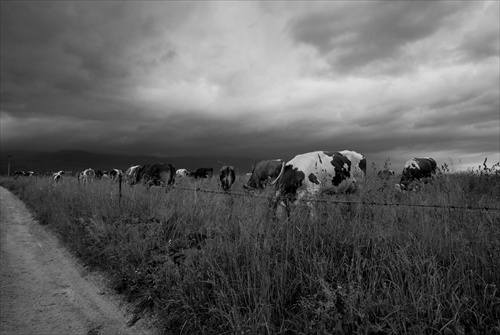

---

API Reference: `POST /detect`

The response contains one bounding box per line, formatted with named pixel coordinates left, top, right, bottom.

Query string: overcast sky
left=1, top=1, right=499, bottom=171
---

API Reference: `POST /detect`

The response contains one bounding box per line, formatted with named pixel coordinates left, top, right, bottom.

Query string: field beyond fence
left=1, top=167, right=499, bottom=335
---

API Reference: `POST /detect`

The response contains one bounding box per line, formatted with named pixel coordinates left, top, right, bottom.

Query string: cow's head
left=245, top=164, right=259, bottom=189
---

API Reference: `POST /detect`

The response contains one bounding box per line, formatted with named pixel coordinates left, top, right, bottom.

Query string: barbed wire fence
left=116, top=176, right=500, bottom=216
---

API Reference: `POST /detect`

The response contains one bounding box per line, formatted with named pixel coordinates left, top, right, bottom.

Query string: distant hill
left=0, top=150, right=260, bottom=176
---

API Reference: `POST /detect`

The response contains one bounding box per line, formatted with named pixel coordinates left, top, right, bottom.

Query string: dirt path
left=0, top=187, right=157, bottom=335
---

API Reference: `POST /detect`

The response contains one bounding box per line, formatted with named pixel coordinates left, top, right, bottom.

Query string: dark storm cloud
left=1, top=1, right=498, bottom=172
left=0, top=1, right=191, bottom=118
left=287, top=2, right=471, bottom=74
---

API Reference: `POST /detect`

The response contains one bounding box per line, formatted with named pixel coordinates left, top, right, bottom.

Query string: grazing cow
left=94, top=169, right=104, bottom=179
left=397, top=157, right=437, bottom=190
left=378, top=169, right=395, bottom=179
left=176, top=169, right=190, bottom=178
left=272, top=150, right=366, bottom=215
left=79, top=168, right=96, bottom=184
left=108, top=169, right=124, bottom=182
left=219, top=166, right=236, bottom=191
left=13, top=170, right=33, bottom=178
left=191, top=167, right=214, bottom=179
left=53, top=171, right=65, bottom=183
left=132, top=163, right=176, bottom=187
left=124, top=165, right=142, bottom=185
left=244, top=159, right=284, bottom=190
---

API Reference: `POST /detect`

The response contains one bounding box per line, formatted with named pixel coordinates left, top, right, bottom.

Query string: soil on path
left=0, top=186, right=157, bottom=335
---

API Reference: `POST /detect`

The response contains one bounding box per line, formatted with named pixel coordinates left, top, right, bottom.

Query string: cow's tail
left=270, top=160, right=285, bottom=186
left=251, top=159, right=256, bottom=174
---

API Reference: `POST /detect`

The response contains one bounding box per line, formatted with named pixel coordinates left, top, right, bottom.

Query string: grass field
left=1, top=164, right=499, bottom=335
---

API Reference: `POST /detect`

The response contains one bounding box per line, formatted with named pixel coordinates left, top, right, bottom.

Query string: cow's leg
left=270, top=190, right=284, bottom=221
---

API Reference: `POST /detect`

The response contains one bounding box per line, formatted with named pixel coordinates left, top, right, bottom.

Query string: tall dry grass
left=1, top=164, right=499, bottom=335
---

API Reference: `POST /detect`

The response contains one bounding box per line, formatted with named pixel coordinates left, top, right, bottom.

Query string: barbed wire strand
left=118, top=184, right=500, bottom=214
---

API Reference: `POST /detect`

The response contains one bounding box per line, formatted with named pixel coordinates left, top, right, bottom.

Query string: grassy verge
left=1, top=168, right=499, bottom=334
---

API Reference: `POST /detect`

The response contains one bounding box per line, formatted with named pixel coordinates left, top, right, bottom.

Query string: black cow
left=244, top=159, right=284, bottom=190
left=109, top=169, right=124, bottom=182
left=397, top=157, right=437, bottom=190
left=191, top=167, right=213, bottom=179
left=95, top=169, right=104, bottom=179
left=132, top=163, right=176, bottom=187
left=378, top=169, right=395, bottom=179
left=219, top=166, right=236, bottom=191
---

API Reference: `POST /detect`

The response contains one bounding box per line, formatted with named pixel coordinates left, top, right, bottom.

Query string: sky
left=1, top=1, right=499, bottom=172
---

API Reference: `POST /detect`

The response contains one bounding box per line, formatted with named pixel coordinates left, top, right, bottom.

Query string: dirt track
left=0, top=187, right=157, bottom=335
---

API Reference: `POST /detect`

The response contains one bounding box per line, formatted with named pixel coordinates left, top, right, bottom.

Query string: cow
left=131, top=163, right=176, bottom=187
left=53, top=171, right=65, bottom=183
left=176, top=169, right=190, bottom=178
left=95, top=169, right=104, bottom=179
left=108, top=169, right=124, bottom=183
left=378, top=169, right=395, bottom=179
left=191, top=167, right=213, bottom=179
left=124, top=165, right=142, bottom=185
left=79, top=168, right=96, bottom=184
left=272, top=150, right=366, bottom=216
left=13, top=170, right=33, bottom=178
left=244, top=159, right=284, bottom=190
left=219, top=166, right=236, bottom=191
left=397, top=157, right=437, bottom=191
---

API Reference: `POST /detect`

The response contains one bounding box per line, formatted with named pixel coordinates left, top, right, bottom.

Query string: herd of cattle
left=12, top=150, right=438, bottom=206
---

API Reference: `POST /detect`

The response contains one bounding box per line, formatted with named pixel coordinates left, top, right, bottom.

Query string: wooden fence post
left=118, top=174, right=122, bottom=206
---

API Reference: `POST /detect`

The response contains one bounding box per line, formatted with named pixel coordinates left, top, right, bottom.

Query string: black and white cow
left=176, top=169, right=190, bottom=178
left=78, top=168, right=96, bottom=184
left=13, top=170, right=33, bottom=178
left=53, top=171, right=65, bottom=183
left=397, top=157, right=437, bottom=190
left=124, top=165, right=141, bottom=185
left=378, top=169, right=395, bottom=179
left=132, top=163, right=176, bottom=187
left=244, top=159, right=284, bottom=190
left=219, top=165, right=236, bottom=191
left=272, top=150, right=366, bottom=213
left=191, top=167, right=214, bottom=179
